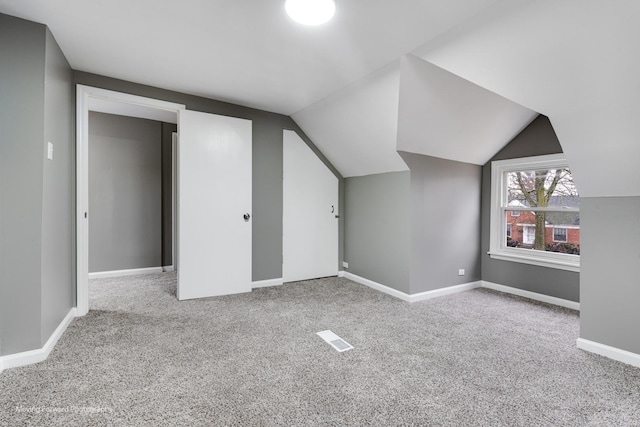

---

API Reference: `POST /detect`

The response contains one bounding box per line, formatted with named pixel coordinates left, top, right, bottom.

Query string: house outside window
left=490, top=154, right=580, bottom=272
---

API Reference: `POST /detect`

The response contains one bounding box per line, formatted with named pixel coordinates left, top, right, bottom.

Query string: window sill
left=488, top=250, right=580, bottom=273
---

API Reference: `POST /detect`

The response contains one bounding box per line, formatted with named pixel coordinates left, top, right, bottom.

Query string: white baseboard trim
left=577, top=338, right=640, bottom=368
left=252, top=278, right=284, bottom=289
left=410, top=281, right=483, bottom=303
left=481, top=281, right=580, bottom=311
left=342, top=272, right=481, bottom=303
left=341, top=273, right=579, bottom=310
left=88, top=267, right=164, bottom=279
left=162, top=265, right=174, bottom=272
left=343, top=272, right=412, bottom=301
left=0, top=308, right=76, bottom=373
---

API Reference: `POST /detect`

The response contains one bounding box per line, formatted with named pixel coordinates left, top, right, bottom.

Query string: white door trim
left=172, top=131, right=178, bottom=271
left=75, top=85, right=185, bottom=316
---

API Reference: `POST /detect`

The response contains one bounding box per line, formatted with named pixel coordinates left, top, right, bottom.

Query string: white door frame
left=75, top=85, right=185, bottom=316
left=171, top=132, right=178, bottom=271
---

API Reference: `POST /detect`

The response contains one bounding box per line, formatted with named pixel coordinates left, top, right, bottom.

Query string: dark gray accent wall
left=161, top=123, right=177, bottom=267
left=252, top=115, right=285, bottom=280
left=344, top=172, right=411, bottom=293
left=88, top=112, right=162, bottom=272
left=401, top=152, right=482, bottom=293
left=0, top=14, right=74, bottom=355
left=75, top=72, right=344, bottom=281
left=481, top=115, right=580, bottom=302
left=580, top=196, right=640, bottom=354
left=41, top=28, right=75, bottom=344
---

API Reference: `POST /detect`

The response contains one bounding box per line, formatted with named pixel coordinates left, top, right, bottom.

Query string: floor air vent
left=317, top=330, right=353, bottom=352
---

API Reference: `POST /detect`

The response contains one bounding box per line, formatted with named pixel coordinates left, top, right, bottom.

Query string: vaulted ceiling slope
left=396, top=55, right=536, bottom=166
left=413, top=0, right=640, bottom=197
left=291, top=61, right=407, bottom=178
left=291, top=55, right=537, bottom=177
left=0, top=0, right=498, bottom=115
left=2, top=1, right=639, bottom=195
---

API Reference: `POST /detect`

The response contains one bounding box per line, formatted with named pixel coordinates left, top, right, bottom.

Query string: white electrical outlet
left=458, top=269, right=465, bottom=276
left=342, top=261, right=349, bottom=269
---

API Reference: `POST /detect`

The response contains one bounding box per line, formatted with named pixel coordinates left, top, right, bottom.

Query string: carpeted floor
left=1, top=273, right=639, bottom=426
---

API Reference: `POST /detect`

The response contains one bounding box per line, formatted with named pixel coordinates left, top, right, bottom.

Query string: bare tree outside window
left=507, top=168, right=579, bottom=251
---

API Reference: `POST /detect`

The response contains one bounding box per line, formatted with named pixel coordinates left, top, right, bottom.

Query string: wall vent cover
left=317, top=330, right=353, bottom=352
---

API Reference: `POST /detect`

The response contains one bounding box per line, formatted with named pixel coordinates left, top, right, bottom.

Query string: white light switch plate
left=47, top=142, right=54, bottom=160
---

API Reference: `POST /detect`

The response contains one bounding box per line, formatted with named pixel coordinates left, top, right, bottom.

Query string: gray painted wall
left=580, top=196, right=640, bottom=354
left=252, top=116, right=285, bottom=281
left=89, top=112, right=162, bottom=272
left=401, top=152, right=482, bottom=294
left=480, top=115, right=580, bottom=302
left=0, top=14, right=46, bottom=355
left=0, top=14, right=74, bottom=355
left=75, top=72, right=344, bottom=282
left=41, top=28, right=75, bottom=344
left=161, top=123, right=177, bottom=267
left=344, top=172, right=411, bottom=293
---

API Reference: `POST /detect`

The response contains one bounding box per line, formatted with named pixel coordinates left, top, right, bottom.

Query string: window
left=553, top=227, right=567, bottom=243
left=490, top=154, right=580, bottom=272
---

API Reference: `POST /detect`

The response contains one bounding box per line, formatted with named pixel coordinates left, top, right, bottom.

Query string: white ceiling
left=2, top=0, right=639, bottom=194
left=0, top=0, right=497, bottom=115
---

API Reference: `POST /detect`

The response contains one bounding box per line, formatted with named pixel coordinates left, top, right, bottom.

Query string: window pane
left=504, top=211, right=580, bottom=254
left=507, top=168, right=579, bottom=209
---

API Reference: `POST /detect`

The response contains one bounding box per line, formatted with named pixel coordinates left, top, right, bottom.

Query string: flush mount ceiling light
left=285, top=0, right=336, bottom=26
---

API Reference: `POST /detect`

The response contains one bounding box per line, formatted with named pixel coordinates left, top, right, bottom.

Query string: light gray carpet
left=1, top=274, right=639, bottom=426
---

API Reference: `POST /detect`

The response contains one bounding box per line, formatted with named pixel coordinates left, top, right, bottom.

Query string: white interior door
left=177, top=110, right=252, bottom=300
left=283, top=130, right=338, bottom=282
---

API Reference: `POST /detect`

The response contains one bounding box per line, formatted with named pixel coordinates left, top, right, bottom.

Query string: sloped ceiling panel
left=412, top=0, right=640, bottom=197
left=550, top=99, right=640, bottom=198
left=0, top=0, right=500, bottom=115
left=397, top=55, right=537, bottom=165
left=291, top=61, right=408, bottom=178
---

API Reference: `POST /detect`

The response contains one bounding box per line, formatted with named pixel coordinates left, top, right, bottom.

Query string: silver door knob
left=243, top=213, right=251, bottom=221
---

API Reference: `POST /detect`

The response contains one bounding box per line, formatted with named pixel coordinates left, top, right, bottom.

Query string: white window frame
left=489, top=154, right=580, bottom=272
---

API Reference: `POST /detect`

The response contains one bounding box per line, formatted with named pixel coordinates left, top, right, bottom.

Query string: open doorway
left=76, top=85, right=185, bottom=315
left=87, top=112, right=173, bottom=277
